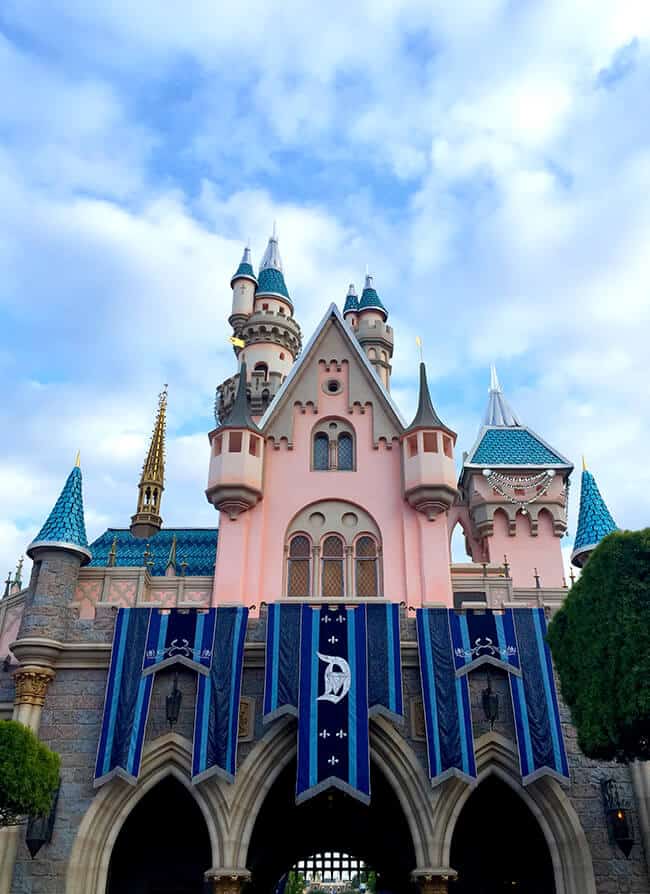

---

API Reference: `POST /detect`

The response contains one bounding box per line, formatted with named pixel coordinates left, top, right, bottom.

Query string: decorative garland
left=482, top=468, right=556, bottom=514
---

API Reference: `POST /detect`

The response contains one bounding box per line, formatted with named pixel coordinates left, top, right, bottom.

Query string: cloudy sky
left=1, top=0, right=649, bottom=580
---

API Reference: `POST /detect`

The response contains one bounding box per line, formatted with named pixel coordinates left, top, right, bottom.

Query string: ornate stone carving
left=205, top=869, right=251, bottom=894
left=411, top=872, right=453, bottom=894
left=13, top=666, right=55, bottom=706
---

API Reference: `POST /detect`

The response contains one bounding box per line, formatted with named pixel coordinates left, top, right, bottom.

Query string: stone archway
left=433, top=733, right=597, bottom=894
left=65, top=734, right=227, bottom=894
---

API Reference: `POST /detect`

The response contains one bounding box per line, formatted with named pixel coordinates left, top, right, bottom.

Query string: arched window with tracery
left=355, top=535, right=379, bottom=597
left=321, top=535, right=345, bottom=598
left=312, top=419, right=355, bottom=471
left=287, top=535, right=312, bottom=597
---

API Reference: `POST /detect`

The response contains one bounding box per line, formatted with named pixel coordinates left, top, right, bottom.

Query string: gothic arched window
left=337, top=433, right=353, bottom=471
left=287, top=535, right=312, bottom=597
left=313, top=433, right=330, bottom=470
left=321, top=535, right=345, bottom=598
left=355, top=535, right=379, bottom=597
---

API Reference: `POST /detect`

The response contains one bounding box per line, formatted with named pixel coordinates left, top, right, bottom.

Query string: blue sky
left=1, top=1, right=649, bottom=579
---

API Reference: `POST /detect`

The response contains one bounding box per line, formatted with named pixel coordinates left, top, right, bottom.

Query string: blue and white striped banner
left=263, top=603, right=301, bottom=723
left=416, top=608, right=477, bottom=786
left=509, top=608, right=569, bottom=784
left=192, top=605, right=248, bottom=783
left=367, top=602, right=403, bottom=724
left=297, top=604, right=370, bottom=804
left=449, top=608, right=520, bottom=676
left=95, top=607, right=248, bottom=788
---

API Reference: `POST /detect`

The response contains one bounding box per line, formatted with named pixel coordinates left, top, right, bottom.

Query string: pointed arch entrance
left=245, top=758, right=416, bottom=894
left=107, top=776, right=211, bottom=894
left=450, top=775, right=554, bottom=892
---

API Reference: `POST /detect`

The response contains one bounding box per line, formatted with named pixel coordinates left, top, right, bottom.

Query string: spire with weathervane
left=131, top=386, right=168, bottom=540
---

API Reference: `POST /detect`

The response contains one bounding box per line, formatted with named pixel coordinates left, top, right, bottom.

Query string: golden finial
left=582, top=455, right=587, bottom=471
left=108, top=536, right=118, bottom=567
left=75, top=450, right=81, bottom=468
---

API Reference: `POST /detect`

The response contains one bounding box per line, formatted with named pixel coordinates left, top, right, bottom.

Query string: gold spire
left=130, top=386, right=168, bottom=540
left=74, top=450, right=81, bottom=468
left=582, top=454, right=587, bottom=471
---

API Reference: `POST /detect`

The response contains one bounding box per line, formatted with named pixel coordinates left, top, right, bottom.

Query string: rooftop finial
left=130, top=385, right=168, bottom=539
left=14, top=557, right=23, bottom=589
left=489, top=364, right=501, bottom=393
left=582, top=455, right=587, bottom=471
left=74, top=450, right=81, bottom=468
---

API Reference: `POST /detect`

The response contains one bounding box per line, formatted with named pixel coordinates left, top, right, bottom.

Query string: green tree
left=285, top=871, right=306, bottom=894
left=547, top=529, right=650, bottom=761
left=0, top=721, right=60, bottom=826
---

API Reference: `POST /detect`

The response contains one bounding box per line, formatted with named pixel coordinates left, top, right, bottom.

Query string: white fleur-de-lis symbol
left=328, top=635, right=338, bottom=645
left=336, top=729, right=347, bottom=739
left=336, top=615, right=346, bottom=624
left=328, top=755, right=339, bottom=766
left=322, top=615, right=331, bottom=624
left=319, top=729, right=330, bottom=739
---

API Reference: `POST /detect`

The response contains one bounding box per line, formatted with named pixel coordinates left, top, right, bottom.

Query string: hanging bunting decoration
left=366, top=602, right=403, bottom=724
left=297, top=604, right=370, bottom=804
left=482, top=468, right=556, bottom=514
left=416, top=607, right=477, bottom=785
left=263, top=602, right=301, bottom=723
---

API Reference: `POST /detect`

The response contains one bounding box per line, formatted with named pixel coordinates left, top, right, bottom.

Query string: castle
left=0, top=230, right=646, bottom=894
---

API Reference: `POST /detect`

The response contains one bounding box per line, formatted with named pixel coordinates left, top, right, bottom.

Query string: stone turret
left=571, top=459, right=617, bottom=568
left=355, top=274, right=393, bottom=389
left=207, top=363, right=264, bottom=519
left=131, top=386, right=167, bottom=539
left=229, top=245, right=257, bottom=332
left=402, top=363, right=458, bottom=519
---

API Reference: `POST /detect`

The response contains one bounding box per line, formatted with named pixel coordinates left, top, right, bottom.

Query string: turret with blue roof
left=343, top=283, right=359, bottom=317
left=358, top=273, right=388, bottom=321
left=571, top=459, right=618, bottom=568
left=255, top=226, right=292, bottom=308
left=230, top=245, right=258, bottom=289
left=27, top=453, right=91, bottom=565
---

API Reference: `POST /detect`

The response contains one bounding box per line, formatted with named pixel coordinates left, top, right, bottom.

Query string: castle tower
left=355, top=274, right=393, bottom=389
left=207, top=362, right=264, bottom=520
left=342, top=283, right=359, bottom=329
left=571, top=458, right=618, bottom=568
left=229, top=245, right=257, bottom=333
left=21, top=455, right=91, bottom=642
left=130, top=386, right=167, bottom=539
left=460, top=367, right=572, bottom=588
left=218, top=229, right=302, bottom=421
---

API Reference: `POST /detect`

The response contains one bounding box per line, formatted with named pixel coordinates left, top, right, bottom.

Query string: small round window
left=324, top=379, right=342, bottom=395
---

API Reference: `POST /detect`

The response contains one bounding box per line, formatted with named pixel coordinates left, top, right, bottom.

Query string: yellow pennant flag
left=229, top=335, right=246, bottom=348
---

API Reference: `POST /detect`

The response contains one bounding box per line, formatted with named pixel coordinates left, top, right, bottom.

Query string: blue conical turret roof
left=571, top=461, right=618, bottom=567
left=343, top=284, right=359, bottom=315
left=358, top=274, right=387, bottom=320
left=27, top=460, right=91, bottom=564
left=230, top=246, right=257, bottom=288
left=256, top=229, right=292, bottom=306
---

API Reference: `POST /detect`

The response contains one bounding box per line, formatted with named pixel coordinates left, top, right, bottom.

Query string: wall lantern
left=601, top=779, right=634, bottom=858
left=166, top=672, right=182, bottom=729
left=481, top=669, right=499, bottom=729
left=25, top=783, right=60, bottom=859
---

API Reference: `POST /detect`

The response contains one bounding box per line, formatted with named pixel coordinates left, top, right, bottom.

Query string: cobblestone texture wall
left=7, top=611, right=650, bottom=894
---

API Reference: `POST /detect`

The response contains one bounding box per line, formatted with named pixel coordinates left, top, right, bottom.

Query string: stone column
left=630, top=761, right=650, bottom=877
left=411, top=869, right=456, bottom=894
left=204, top=868, right=251, bottom=894
left=0, top=665, right=56, bottom=894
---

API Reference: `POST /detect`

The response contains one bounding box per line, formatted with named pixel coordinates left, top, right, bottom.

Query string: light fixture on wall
left=601, top=779, right=634, bottom=858
left=166, top=672, right=182, bottom=729
left=25, top=783, right=60, bottom=858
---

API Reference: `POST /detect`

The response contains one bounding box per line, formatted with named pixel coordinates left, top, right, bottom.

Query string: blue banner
left=416, top=608, right=477, bottom=786
left=297, top=605, right=370, bottom=804
left=263, top=603, right=301, bottom=722
left=509, top=608, right=569, bottom=784
left=96, top=607, right=248, bottom=788
left=192, top=605, right=248, bottom=783
left=449, top=608, right=520, bottom=676
left=367, top=602, right=403, bottom=724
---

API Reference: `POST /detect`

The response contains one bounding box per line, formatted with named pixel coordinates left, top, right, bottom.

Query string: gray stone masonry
left=7, top=609, right=650, bottom=894
left=17, top=551, right=82, bottom=643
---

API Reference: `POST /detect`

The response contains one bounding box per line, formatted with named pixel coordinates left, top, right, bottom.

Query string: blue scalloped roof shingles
left=33, top=466, right=89, bottom=549
left=234, top=262, right=255, bottom=279
left=89, top=528, right=218, bottom=576
left=574, top=470, right=617, bottom=551
left=472, top=428, right=564, bottom=466
left=256, top=267, right=290, bottom=299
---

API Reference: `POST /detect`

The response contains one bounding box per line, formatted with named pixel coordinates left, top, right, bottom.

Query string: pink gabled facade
left=207, top=233, right=574, bottom=613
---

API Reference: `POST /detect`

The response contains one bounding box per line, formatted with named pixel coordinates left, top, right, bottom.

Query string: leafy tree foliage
left=547, top=529, right=650, bottom=761
left=0, top=721, right=60, bottom=826
left=286, top=872, right=306, bottom=894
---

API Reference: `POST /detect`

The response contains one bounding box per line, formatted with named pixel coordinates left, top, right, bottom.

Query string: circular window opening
left=325, top=379, right=342, bottom=394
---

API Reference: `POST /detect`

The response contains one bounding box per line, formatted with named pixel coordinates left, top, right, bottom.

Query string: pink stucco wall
left=212, top=362, right=454, bottom=610
left=487, top=509, right=564, bottom=588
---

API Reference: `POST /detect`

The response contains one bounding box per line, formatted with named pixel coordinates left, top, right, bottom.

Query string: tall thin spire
left=483, top=365, right=521, bottom=427
left=405, top=363, right=454, bottom=435
left=130, top=386, right=168, bottom=539
left=256, top=227, right=291, bottom=304
left=571, top=463, right=618, bottom=568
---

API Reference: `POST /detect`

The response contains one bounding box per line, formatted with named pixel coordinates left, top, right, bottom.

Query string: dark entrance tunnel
left=450, top=776, right=555, bottom=893
left=107, top=776, right=211, bottom=894
left=246, top=760, right=417, bottom=894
